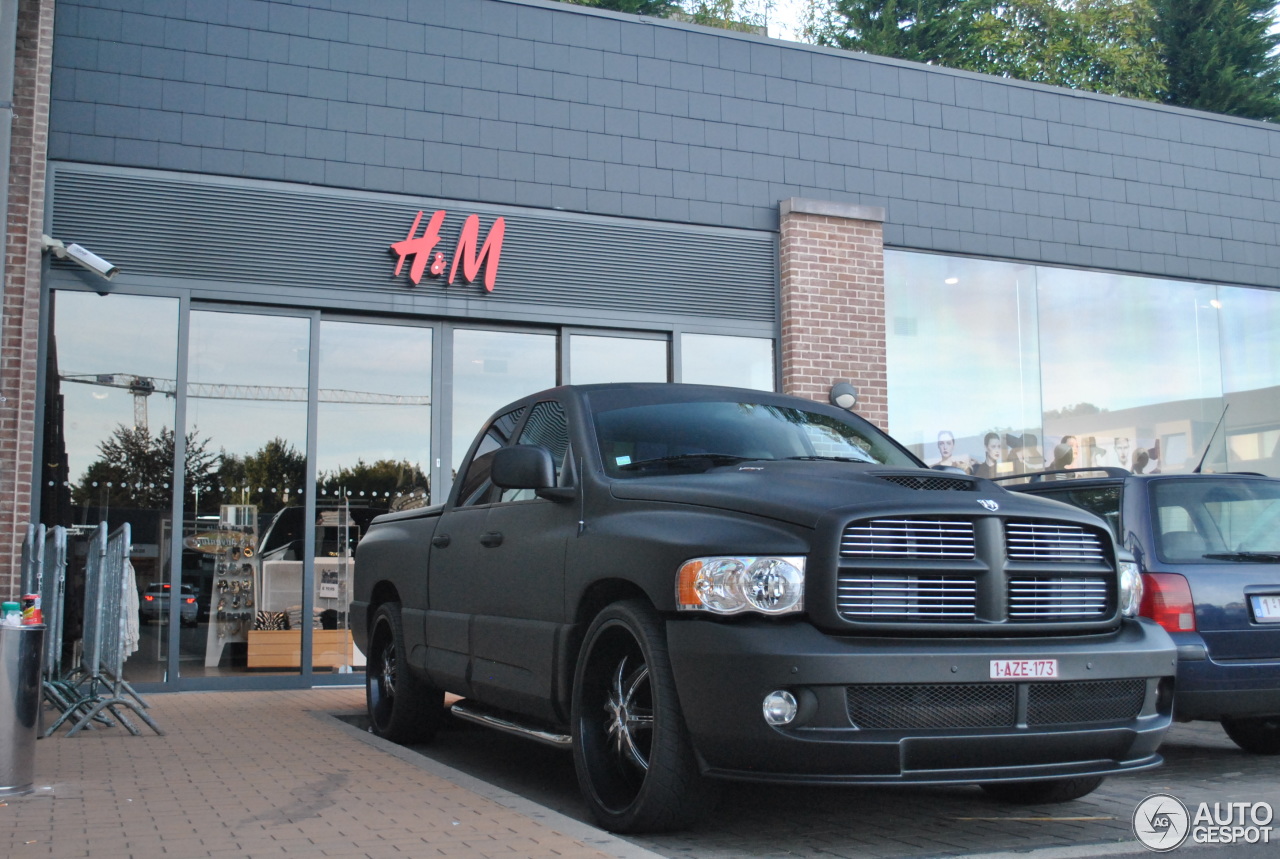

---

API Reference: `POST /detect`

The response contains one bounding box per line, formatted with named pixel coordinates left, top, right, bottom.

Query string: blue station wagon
left=1003, top=470, right=1280, bottom=754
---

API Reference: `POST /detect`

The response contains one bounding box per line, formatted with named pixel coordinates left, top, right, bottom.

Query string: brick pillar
left=1, top=0, right=54, bottom=597
left=778, top=198, right=888, bottom=430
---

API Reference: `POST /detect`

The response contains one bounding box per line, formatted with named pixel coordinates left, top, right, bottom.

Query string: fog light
left=762, top=690, right=798, bottom=726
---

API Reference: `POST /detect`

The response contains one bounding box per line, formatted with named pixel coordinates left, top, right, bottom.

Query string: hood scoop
left=876, top=473, right=976, bottom=492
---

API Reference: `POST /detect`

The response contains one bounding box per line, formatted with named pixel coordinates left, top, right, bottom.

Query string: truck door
left=425, top=406, right=525, bottom=696
left=429, top=400, right=575, bottom=721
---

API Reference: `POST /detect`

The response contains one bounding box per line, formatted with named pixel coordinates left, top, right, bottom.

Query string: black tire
left=980, top=775, right=1104, bottom=804
left=1222, top=716, right=1280, bottom=754
left=571, top=599, right=716, bottom=833
left=366, top=602, right=443, bottom=744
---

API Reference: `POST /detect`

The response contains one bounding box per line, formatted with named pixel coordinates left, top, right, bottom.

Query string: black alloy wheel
left=366, top=602, right=443, bottom=744
left=1222, top=715, right=1280, bottom=754
left=571, top=599, right=715, bottom=833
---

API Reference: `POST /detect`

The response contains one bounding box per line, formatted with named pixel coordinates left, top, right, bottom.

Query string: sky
left=761, top=0, right=808, bottom=42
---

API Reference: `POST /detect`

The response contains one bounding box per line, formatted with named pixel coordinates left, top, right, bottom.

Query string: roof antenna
left=1192, top=404, right=1229, bottom=474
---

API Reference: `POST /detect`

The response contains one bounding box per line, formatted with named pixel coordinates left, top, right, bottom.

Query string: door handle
left=480, top=531, right=503, bottom=548
left=431, top=534, right=451, bottom=548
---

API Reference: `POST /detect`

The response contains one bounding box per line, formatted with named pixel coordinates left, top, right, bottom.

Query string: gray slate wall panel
left=48, top=0, right=1280, bottom=288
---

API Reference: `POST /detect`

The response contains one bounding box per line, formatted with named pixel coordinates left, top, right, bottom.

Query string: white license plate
left=1251, top=595, right=1280, bottom=622
left=990, top=659, right=1058, bottom=679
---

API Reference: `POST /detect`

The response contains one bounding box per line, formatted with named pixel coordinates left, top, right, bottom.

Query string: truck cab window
left=455, top=406, right=525, bottom=507
left=501, top=400, right=570, bottom=502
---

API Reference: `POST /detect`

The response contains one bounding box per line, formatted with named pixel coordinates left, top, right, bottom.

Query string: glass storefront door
left=181, top=310, right=311, bottom=677
left=311, top=320, right=434, bottom=672
left=450, top=328, right=557, bottom=478
left=43, top=296, right=732, bottom=687
left=44, top=291, right=180, bottom=684
left=567, top=333, right=668, bottom=384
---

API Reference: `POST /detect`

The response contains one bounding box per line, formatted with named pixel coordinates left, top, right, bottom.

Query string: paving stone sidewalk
left=0, top=687, right=653, bottom=859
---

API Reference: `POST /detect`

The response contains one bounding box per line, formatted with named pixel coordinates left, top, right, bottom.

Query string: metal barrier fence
left=20, top=524, right=71, bottom=714
left=28, top=523, right=163, bottom=738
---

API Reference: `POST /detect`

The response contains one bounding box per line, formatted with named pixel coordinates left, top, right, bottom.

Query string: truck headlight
left=1118, top=560, right=1143, bottom=617
left=676, top=556, right=805, bottom=615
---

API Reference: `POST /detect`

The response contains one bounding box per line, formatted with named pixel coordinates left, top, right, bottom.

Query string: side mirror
left=491, top=445, right=555, bottom=490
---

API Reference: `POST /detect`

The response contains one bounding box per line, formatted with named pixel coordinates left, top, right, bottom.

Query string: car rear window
left=1152, top=478, right=1280, bottom=562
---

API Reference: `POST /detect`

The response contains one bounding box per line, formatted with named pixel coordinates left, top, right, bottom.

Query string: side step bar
left=449, top=700, right=573, bottom=749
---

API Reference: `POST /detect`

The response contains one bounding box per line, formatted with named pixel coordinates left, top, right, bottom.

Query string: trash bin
left=0, top=624, right=44, bottom=797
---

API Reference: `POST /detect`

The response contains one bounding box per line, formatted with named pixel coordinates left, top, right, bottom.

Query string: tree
left=968, top=1, right=1164, bottom=98
left=558, top=0, right=769, bottom=34
left=558, top=0, right=680, bottom=14
left=72, top=425, right=219, bottom=512
left=805, top=1, right=1165, bottom=102
left=807, top=1, right=982, bottom=66
left=318, top=458, right=430, bottom=509
left=218, top=438, right=307, bottom=519
left=680, top=1, right=765, bottom=33
left=1152, top=0, right=1280, bottom=121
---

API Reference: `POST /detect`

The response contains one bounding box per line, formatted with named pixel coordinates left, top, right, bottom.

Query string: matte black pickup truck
left=352, top=383, right=1176, bottom=832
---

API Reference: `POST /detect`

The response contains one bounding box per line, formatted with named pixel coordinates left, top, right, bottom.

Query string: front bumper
left=666, top=617, right=1176, bottom=785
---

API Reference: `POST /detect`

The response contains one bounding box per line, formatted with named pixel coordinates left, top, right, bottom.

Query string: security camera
left=65, top=243, right=119, bottom=279
left=41, top=234, right=120, bottom=280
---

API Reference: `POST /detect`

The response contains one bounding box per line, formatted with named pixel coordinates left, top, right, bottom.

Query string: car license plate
left=1250, top=595, right=1280, bottom=623
left=990, top=659, right=1058, bottom=679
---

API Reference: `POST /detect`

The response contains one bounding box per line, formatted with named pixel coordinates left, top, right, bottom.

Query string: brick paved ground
left=6, top=688, right=1275, bottom=859
left=0, top=688, right=657, bottom=859
left=378, top=713, right=1280, bottom=858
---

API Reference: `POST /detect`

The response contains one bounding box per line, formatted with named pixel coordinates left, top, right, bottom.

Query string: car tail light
left=143, top=594, right=154, bottom=602
left=184, top=597, right=196, bottom=604
left=1140, top=573, right=1196, bottom=632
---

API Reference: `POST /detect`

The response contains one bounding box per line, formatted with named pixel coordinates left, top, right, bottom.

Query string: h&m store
left=16, top=0, right=1280, bottom=690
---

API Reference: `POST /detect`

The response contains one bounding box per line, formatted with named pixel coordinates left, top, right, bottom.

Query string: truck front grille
left=846, top=683, right=1015, bottom=729
left=1006, top=521, right=1105, bottom=561
left=845, top=680, right=1147, bottom=730
left=837, top=575, right=976, bottom=620
left=1027, top=678, right=1146, bottom=725
left=1008, top=577, right=1109, bottom=619
left=836, top=515, right=1114, bottom=627
left=840, top=518, right=975, bottom=559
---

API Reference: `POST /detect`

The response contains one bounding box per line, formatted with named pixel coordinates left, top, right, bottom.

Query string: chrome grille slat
left=1007, top=577, right=1110, bottom=619
left=841, top=518, right=976, bottom=559
left=837, top=574, right=976, bottom=620
left=1006, top=521, right=1105, bottom=561
left=838, top=517, right=1115, bottom=625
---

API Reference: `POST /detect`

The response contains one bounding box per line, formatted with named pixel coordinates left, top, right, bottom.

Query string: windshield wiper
left=618, top=453, right=758, bottom=471
left=784, top=454, right=876, bottom=464
left=1201, top=551, right=1280, bottom=563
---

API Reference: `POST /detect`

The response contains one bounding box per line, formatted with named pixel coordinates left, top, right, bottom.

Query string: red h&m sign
left=390, top=210, right=506, bottom=292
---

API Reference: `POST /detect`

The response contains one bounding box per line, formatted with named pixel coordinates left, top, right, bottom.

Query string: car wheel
left=1222, top=716, right=1280, bottom=754
left=366, top=601, right=443, bottom=744
left=571, top=599, right=716, bottom=833
left=980, top=775, right=1104, bottom=804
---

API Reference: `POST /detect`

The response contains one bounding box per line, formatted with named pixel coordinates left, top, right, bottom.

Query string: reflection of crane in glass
left=60, top=373, right=431, bottom=431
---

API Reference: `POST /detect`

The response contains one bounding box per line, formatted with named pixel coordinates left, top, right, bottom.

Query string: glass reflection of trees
left=315, top=458, right=429, bottom=511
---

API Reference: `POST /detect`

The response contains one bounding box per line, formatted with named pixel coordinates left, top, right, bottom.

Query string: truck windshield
left=1152, top=478, right=1280, bottom=561
left=593, top=400, right=919, bottom=477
